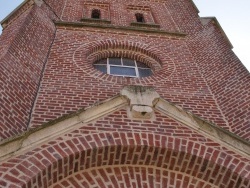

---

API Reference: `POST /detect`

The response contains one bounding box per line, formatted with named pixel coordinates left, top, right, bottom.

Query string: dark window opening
left=91, top=9, right=101, bottom=19
left=135, top=13, right=145, bottom=23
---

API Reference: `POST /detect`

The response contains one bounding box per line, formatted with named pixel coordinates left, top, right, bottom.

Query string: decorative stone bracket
left=121, top=86, right=160, bottom=119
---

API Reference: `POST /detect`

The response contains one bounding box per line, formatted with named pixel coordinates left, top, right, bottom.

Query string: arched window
left=94, top=58, right=152, bottom=77
left=91, top=9, right=101, bottom=19
left=135, top=13, right=145, bottom=23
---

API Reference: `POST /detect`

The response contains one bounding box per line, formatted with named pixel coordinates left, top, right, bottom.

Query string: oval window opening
left=94, top=58, right=152, bottom=78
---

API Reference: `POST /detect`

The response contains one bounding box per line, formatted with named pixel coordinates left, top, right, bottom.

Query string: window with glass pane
left=93, top=58, right=152, bottom=78
left=110, top=66, right=136, bottom=76
left=138, top=68, right=152, bottom=77
left=123, top=58, right=135, bottom=66
left=109, top=58, right=121, bottom=65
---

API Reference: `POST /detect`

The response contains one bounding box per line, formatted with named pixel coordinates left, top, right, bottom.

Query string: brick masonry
left=0, top=111, right=249, bottom=187
left=187, top=19, right=250, bottom=139
left=29, top=27, right=229, bottom=131
left=0, top=2, right=57, bottom=141
left=52, top=166, right=217, bottom=188
left=0, top=0, right=249, bottom=187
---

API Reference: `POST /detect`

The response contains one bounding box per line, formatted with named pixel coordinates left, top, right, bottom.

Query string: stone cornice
left=54, top=21, right=187, bottom=37
left=130, top=22, right=160, bottom=29
left=80, top=18, right=111, bottom=24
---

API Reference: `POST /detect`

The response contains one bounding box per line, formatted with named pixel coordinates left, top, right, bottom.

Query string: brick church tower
left=0, top=0, right=249, bottom=187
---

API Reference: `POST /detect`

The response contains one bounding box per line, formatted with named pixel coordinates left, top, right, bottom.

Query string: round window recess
left=93, top=58, right=153, bottom=78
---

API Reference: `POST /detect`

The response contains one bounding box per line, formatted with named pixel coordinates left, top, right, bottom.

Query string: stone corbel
left=121, top=86, right=160, bottom=119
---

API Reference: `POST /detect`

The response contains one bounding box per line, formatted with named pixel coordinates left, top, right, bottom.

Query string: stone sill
left=130, top=22, right=160, bottom=29
left=81, top=18, right=111, bottom=24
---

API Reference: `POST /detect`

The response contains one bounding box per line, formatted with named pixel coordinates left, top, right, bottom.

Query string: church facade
left=0, top=0, right=249, bottom=187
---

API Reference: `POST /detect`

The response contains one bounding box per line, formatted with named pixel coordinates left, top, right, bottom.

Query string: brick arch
left=73, top=39, right=176, bottom=84
left=89, top=49, right=161, bottom=71
left=1, top=132, right=249, bottom=187
left=83, top=40, right=161, bottom=62
left=51, top=165, right=217, bottom=187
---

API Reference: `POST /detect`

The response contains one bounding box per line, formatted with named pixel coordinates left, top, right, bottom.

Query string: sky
left=0, top=0, right=249, bottom=72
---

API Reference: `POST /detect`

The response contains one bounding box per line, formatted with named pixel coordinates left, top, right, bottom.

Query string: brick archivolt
left=86, top=39, right=162, bottom=63
left=73, top=39, right=176, bottom=84
left=88, top=49, right=161, bottom=71
left=0, top=132, right=249, bottom=187
left=51, top=165, right=217, bottom=187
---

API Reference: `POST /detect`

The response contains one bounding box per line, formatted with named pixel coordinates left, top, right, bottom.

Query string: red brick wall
left=0, top=3, right=32, bottom=59
left=0, top=112, right=249, bottom=187
left=187, top=19, right=250, bottom=140
left=29, top=26, right=228, bottom=133
left=52, top=166, right=217, bottom=187
left=60, top=0, right=82, bottom=21
left=58, top=0, right=179, bottom=32
left=0, top=4, right=56, bottom=141
left=164, top=0, right=203, bottom=33
left=21, top=0, right=248, bottom=141
left=44, top=0, right=66, bottom=19
left=0, top=0, right=249, bottom=186
left=2, top=0, right=247, bottom=141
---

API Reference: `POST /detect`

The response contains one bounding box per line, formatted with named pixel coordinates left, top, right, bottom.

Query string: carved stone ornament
left=121, top=85, right=160, bottom=119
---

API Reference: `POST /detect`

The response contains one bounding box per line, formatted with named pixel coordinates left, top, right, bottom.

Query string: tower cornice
left=55, top=20, right=187, bottom=37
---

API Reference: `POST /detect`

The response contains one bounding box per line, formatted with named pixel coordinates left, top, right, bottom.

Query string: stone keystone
left=121, top=86, right=160, bottom=119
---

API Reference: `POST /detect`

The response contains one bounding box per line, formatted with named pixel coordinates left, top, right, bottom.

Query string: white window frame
left=94, top=57, right=152, bottom=78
